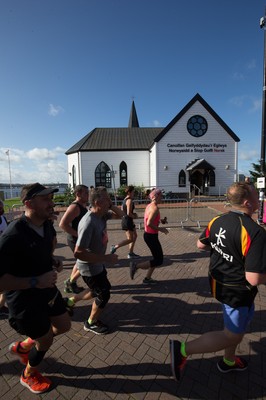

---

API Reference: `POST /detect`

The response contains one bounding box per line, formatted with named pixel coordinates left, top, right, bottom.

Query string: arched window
left=72, top=165, right=76, bottom=188
left=120, top=161, right=127, bottom=186
left=209, top=170, right=215, bottom=187
left=203, top=170, right=215, bottom=187
left=178, top=170, right=186, bottom=187
left=95, top=161, right=111, bottom=188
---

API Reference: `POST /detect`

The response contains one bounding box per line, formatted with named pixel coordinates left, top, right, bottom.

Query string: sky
left=0, top=0, right=266, bottom=184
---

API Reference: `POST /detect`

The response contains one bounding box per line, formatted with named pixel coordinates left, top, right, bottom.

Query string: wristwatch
left=29, top=277, right=38, bottom=288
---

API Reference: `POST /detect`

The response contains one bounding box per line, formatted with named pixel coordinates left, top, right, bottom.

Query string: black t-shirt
left=199, top=211, right=266, bottom=306
left=122, top=196, right=135, bottom=215
left=67, top=202, right=88, bottom=243
left=0, top=214, right=57, bottom=316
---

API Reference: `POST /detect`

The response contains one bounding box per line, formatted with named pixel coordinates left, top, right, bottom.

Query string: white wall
left=76, top=150, right=151, bottom=190
left=67, top=153, right=80, bottom=185
left=155, top=101, right=237, bottom=195
left=67, top=100, right=238, bottom=196
left=150, top=143, right=157, bottom=188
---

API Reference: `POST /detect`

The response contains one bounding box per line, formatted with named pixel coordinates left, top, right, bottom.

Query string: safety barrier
left=108, top=197, right=228, bottom=230
left=162, top=198, right=227, bottom=228
left=5, top=202, right=69, bottom=222
left=5, top=204, right=25, bottom=222
left=188, top=198, right=227, bottom=228
left=6, top=198, right=228, bottom=229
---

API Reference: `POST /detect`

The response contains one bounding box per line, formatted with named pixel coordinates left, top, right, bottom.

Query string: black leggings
left=82, top=269, right=111, bottom=309
left=144, top=232, right=163, bottom=268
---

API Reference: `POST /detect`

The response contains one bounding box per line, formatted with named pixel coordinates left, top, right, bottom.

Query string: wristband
left=29, top=277, right=38, bottom=288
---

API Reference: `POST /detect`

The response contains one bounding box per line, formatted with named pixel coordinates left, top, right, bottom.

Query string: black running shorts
left=9, top=290, right=67, bottom=339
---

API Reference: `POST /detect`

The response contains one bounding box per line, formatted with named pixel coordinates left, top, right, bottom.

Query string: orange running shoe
left=170, top=339, right=187, bottom=381
left=20, top=369, right=52, bottom=394
left=9, top=341, right=30, bottom=365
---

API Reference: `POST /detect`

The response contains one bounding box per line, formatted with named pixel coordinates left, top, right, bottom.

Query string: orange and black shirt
left=199, top=211, right=266, bottom=307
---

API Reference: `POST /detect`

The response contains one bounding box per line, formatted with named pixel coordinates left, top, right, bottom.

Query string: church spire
left=128, top=100, right=139, bottom=128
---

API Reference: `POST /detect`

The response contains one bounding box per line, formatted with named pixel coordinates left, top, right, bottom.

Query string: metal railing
left=6, top=198, right=228, bottom=229
left=107, top=198, right=227, bottom=230
left=5, top=204, right=25, bottom=222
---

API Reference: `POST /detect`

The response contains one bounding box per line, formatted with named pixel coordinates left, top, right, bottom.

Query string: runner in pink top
left=144, top=202, right=161, bottom=234
left=129, top=188, right=169, bottom=284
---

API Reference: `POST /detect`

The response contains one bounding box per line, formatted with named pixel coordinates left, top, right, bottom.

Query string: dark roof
left=154, top=93, right=240, bottom=143
left=128, top=101, right=139, bottom=128
left=66, top=94, right=240, bottom=155
left=186, top=158, right=215, bottom=171
left=65, top=128, right=162, bottom=154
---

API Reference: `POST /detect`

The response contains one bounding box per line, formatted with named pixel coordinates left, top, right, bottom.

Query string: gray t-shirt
left=76, top=210, right=112, bottom=277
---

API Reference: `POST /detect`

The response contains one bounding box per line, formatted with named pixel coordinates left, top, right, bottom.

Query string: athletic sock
left=88, top=318, right=95, bottom=325
left=223, top=357, right=235, bottom=366
left=180, top=342, right=187, bottom=358
left=67, top=297, right=75, bottom=307
left=20, top=338, right=35, bottom=351
left=25, top=364, right=36, bottom=376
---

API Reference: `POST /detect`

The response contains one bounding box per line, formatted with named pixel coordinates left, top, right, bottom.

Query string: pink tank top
left=144, top=203, right=160, bottom=233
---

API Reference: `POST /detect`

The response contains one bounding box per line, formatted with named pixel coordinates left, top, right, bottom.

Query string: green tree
left=54, top=186, right=74, bottom=206
left=249, top=161, right=266, bottom=181
left=116, top=184, right=146, bottom=199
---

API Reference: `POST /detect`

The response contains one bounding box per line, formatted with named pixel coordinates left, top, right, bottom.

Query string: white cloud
left=246, top=59, right=256, bottom=70
left=26, top=147, right=65, bottom=161
left=0, top=147, right=68, bottom=184
left=248, top=98, right=261, bottom=113
left=239, top=149, right=259, bottom=161
left=229, top=95, right=246, bottom=107
left=228, top=96, right=261, bottom=113
left=48, top=104, right=64, bottom=117
left=27, top=148, right=56, bottom=160
left=238, top=144, right=260, bottom=175
left=153, top=120, right=161, bottom=127
left=231, top=59, right=257, bottom=82
left=0, top=149, right=22, bottom=163
left=232, top=72, right=244, bottom=80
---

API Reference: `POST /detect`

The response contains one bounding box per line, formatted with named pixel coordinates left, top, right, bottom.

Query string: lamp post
left=258, top=10, right=266, bottom=224
left=5, top=149, right=13, bottom=199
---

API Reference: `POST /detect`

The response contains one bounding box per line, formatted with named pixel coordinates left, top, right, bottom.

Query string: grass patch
left=3, top=198, right=22, bottom=211
left=3, top=195, right=68, bottom=212
left=4, top=198, right=21, bottom=206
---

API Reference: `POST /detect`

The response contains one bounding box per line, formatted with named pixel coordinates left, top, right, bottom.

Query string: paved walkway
left=0, top=218, right=266, bottom=399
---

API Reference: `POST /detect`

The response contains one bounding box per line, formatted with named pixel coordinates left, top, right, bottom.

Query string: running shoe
left=170, top=339, right=187, bottom=381
left=110, top=245, right=117, bottom=254
left=64, top=278, right=84, bottom=294
left=127, top=252, right=141, bottom=259
left=63, top=297, right=74, bottom=316
left=217, top=356, right=248, bottom=373
left=20, top=369, right=51, bottom=394
left=129, top=261, right=137, bottom=279
left=9, top=341, right=30, bottom=365
left=143, top=277, right=158, bottom=285
left=84, top=320, right=109, bottom=335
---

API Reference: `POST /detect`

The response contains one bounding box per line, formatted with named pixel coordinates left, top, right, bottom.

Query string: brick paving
left=0, top=211, right=266, bottom=399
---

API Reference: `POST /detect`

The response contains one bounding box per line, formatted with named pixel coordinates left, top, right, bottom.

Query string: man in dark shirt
left=170, top=182, right=266, bottom=381
left=0, top=183, right=71, bottom=394
left=64, top=186, right=124, bottom=334
left=59, top=184, right=89, bottom=293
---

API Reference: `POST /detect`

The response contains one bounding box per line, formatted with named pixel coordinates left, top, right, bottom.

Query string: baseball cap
left=21, top=182, right=59, bottom=203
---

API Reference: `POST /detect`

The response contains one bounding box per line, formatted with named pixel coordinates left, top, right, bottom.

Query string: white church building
left=66, top=93, right=240, bottom=197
